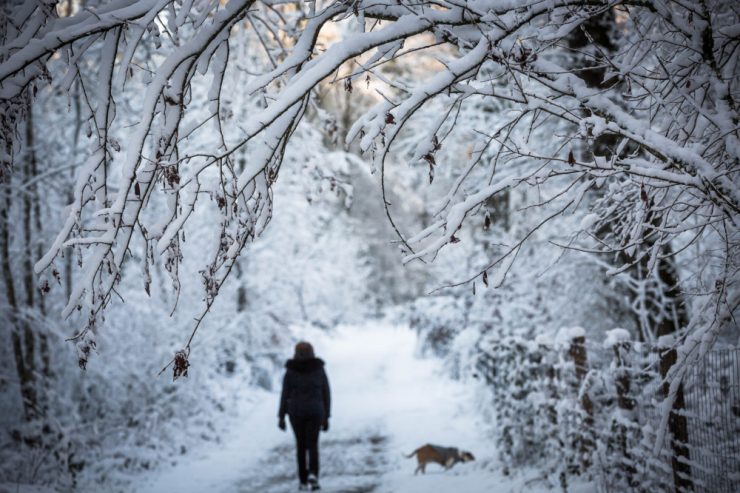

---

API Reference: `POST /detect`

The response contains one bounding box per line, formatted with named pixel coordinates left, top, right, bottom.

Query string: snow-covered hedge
left=472, top=332, right=739, bottom=492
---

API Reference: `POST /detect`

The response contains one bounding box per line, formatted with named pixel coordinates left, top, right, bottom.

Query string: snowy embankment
left=132, top=324, right=563, bottom=493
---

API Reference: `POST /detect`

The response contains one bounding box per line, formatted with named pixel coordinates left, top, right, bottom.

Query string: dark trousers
left=289, top=415, right=322, bottom=484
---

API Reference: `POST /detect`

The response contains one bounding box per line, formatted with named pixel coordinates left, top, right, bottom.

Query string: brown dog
left=405, top=444, right=475, bottom=474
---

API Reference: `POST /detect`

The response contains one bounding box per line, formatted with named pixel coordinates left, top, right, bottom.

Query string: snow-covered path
left=137, top=324, right=544, bottom=493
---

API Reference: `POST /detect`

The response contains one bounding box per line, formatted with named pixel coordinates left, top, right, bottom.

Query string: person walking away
left=278, top=341, right=331, bottom=491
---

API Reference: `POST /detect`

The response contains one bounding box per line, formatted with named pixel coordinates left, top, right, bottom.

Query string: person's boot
left=307, top=473, right=320, bottom=490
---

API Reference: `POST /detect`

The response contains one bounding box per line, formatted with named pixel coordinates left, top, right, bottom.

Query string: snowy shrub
left=476, top=336, right=554, bottom=473
left=472, top=328, right=739, bottom=492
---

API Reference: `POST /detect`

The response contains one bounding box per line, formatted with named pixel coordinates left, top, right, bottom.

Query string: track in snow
left=236, top=432, right=388, bottom=493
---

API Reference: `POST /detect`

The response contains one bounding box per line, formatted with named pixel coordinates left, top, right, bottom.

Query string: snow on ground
left=133, top=323, right=569, bottom=493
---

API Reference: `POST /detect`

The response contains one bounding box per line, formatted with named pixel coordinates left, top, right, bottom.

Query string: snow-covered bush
left=469, top=327, right=738, bottom=492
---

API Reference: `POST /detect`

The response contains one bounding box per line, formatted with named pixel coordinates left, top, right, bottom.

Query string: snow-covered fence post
left=536, top=336, right=568, bottom=489
left=605, top=329, right=637, bottom=488
left=563, top=327, right=595, bottom=471
left=477, top=336, right=555, bottom=476
left=539, top=337, right=559, bottom=428
left=657, top=335, right=693, bottom=493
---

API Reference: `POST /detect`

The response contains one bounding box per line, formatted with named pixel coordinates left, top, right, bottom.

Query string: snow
left=134, top=388, right=278, bottom=493
left=579, top=213, right=599, bottom=231
left=131, top=324, right=568, bottom=493
left=556, top=326, right=586, bottom=343
left=604, top=328, right=631, bottom=348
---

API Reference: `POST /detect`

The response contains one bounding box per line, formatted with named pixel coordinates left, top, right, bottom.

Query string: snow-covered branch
left=0, top=0, right=736, bottom=378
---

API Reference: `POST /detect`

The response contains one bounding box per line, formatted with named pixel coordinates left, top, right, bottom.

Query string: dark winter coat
left=278, top=358, right=331, bottom=421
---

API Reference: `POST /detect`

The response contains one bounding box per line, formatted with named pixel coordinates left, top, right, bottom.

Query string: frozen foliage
left=0, top=28, right=380, bottom=490
left=0, top=0, right=734, bottom=374
left=603, top=328, right=631, bottom=349
left=0, top=116, right=372, bottom=490
left=473, top=329, right=739, bottom=492
left=1, top=0, right=739, bottom=491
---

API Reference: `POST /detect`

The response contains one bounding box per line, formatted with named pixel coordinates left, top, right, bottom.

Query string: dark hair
left=294, top=341, right=315, bottom=359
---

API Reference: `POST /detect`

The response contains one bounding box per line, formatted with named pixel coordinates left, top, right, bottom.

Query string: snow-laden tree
left=0, top=63, right=381, bottom=490
left=1, top=0, right=737, bottom=381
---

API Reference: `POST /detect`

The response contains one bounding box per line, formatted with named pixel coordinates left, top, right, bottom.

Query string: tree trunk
left=23, top=99, right=39, bottom=413
left=26, top=98, right=51, bottom=384
left=235, top=261, right=247, bottom=312
left=610, top=337, right=638, bottom=488
left=1, top=167, right=38, bottom=420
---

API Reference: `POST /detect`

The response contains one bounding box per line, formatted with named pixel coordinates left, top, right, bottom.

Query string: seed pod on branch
left=173, top=350, right=190, bottom=381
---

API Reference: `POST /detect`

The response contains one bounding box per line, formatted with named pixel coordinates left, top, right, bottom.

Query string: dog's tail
left=403, top=448, right=419, bottom=459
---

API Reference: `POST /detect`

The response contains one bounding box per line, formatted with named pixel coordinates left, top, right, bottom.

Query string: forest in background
left=0, top=0, right=737, bottom=491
